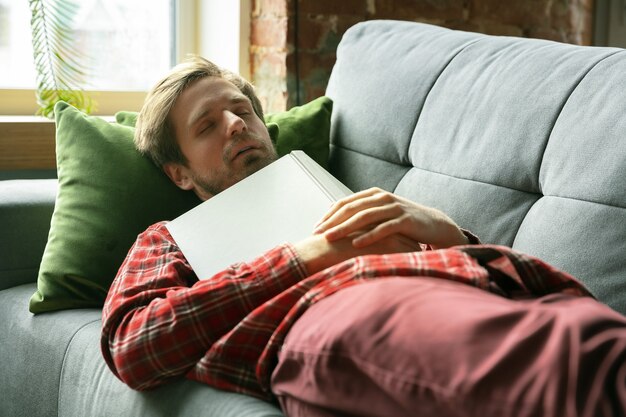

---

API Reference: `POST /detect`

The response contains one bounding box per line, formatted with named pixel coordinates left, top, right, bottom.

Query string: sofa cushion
left=59, top=319, right=284, bottom=416
left=30, top=97, right=333, bottom=313
left=0, top=283, right=102, bottom=417
left=326, top=20, right=626, bottom=314
left=0, top=180, right=57, bottom=290
left=0, top=284, right=284, bottom=417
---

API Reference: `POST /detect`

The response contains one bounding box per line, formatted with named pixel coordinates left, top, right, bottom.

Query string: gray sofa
left=2, top=19, right=625, bottom=417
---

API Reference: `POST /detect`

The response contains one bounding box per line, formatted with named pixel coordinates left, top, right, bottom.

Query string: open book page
left=166, top=151, right=353, bottom=279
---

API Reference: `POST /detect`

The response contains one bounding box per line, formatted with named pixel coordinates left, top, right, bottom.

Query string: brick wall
left=250, top=0, right=595, bottom=113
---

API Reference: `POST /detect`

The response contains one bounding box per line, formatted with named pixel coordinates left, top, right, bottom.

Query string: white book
left=166, top=151, right=353, bottom=279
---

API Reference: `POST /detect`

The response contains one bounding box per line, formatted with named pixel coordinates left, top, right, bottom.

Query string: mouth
left=230, top=144, right=259, bottom=161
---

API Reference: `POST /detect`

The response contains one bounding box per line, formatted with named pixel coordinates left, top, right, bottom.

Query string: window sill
left=0, top=90, right=146, bottom=116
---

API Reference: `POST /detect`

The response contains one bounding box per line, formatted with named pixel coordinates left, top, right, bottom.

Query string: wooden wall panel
left=0, top=117, right=56, bottom=171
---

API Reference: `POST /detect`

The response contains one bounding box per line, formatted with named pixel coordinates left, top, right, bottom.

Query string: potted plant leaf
left=28, top=0, right=92, bottom=118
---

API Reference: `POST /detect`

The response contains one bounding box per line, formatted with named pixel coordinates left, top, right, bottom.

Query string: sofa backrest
left=326, top=20, right=626, bottom=315
left=0, top=179, right=57, bottom=290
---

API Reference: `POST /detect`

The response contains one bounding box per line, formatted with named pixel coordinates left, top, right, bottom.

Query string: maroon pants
left=271, top=278, right=626, bottom=417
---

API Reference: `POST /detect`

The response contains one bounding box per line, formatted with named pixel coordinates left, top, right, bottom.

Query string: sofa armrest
left=0, top=179, right=57, bottom=290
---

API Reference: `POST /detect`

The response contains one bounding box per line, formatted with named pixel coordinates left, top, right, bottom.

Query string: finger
left=315, top=190, right=376, bottom=228
left=350, top=216, right=416, bottom=248
left=317, top=192, right=401, bottom=237
left=350, top=219, right=399, bottom=247
left=315, top=189, right=393, bottom=233
left=352, top=221, right=423, bottom=252
left=316, top=198, right=383, bottom=236
left=314, top=188, right=385, bottom=228
left=323, top=204, right=403, bottom=242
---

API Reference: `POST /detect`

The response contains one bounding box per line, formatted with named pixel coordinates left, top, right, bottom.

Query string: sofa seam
left=405, top=37, right=483, bottom=159
left=331, top=143, right=626, bottom=210
left=57, top=318, right=102, bottom=417
left=331, top=143, right=537, bottom=194
left=532, top=194, right=626, bottom=210
left=537, top=49, right=626, bottom=189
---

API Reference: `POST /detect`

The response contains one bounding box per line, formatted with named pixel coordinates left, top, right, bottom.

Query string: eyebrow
left=188, top=94, right=251, bottom=132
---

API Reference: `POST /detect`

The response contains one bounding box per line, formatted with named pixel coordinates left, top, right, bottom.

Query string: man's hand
left=313, top=187, right=469, bottom=250
left=293, top=230, right=420, bottom=276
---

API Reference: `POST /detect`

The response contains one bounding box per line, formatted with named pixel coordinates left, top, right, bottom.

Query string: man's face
left=166, top=76, right=277, bottom=200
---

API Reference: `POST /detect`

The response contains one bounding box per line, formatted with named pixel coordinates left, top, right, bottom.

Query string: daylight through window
left=0, top=0, right=176, bottom=91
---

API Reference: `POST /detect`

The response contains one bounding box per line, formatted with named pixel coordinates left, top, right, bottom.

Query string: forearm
left=293, top=234, right=359, bottom=275
left=293, top=232, right=423, bottom=276
left=295, top=225, right=482, bottom=276
left=102, top=235, right=307, bottom=390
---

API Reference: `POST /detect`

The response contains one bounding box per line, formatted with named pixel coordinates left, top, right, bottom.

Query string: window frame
left=0, top=0, right=250, bottom=116
left=0, top=0, right=251, bottom=174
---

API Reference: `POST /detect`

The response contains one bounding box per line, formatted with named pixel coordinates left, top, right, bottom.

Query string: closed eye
left=197, top=121, right=215, bottom=135
left=234, top=105, right=252, bottom=116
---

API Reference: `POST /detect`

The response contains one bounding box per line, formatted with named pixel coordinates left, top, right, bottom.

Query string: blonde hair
left=135, top=56, right=265, bottom=168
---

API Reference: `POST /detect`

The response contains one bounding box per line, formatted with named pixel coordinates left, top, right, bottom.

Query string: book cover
left=166, top=151, right=353, bottom=279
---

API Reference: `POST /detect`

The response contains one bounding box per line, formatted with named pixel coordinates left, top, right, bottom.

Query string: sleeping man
left=101, top=56, right=626, bottom=417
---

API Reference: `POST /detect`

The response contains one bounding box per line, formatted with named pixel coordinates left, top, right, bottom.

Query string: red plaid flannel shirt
left=101, top=222, right=592, bottom=401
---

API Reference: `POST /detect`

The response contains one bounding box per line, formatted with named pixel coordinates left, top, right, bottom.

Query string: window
left=0, top=0, right=37, bottom=89
left=70, top=0, right=176, bottom=91
left=594, top=0, right=626, bottom=47
left=0, top=0, right=250, bottom=116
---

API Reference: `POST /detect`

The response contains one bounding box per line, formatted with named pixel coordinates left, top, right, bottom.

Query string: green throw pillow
left=265, top=96, right=332, bottom=168
left=30, top=102, right=201, bottom=313
left=114, top=110, right=137, bottom=127
left=30, top=97, right=333, bottom=313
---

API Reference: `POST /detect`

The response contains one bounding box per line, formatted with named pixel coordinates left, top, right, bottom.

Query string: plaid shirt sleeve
left=100, top=221, right=308, bottom=391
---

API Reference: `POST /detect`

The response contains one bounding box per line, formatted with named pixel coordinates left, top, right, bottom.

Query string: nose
left=225, top=111, right=246, bottom=138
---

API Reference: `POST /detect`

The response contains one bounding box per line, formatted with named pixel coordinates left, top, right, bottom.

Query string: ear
left=163, top=163, right=194, bottom=191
